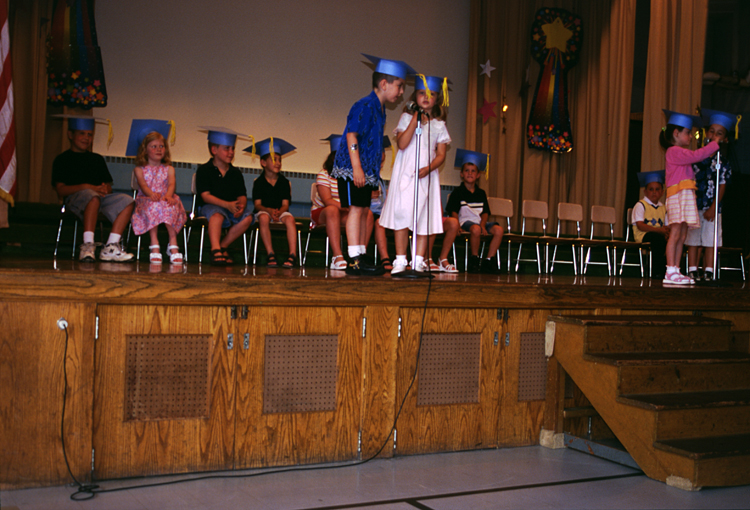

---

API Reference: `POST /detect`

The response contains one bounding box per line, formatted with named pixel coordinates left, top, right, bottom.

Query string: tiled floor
left=2, top=446, right=749, bottom=510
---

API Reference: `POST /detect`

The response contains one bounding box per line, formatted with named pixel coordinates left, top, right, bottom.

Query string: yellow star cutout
left=542, top=17, right=572, bottom=53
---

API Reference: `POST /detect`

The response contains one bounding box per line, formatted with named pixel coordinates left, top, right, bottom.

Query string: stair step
left=586, top=351, right=750, bottom=366
left=618, top=389, right=750, bottom=411
left=551, top=315, right=734, bottom=354
left=654, top=434, right=750, bottom=460
left=618, top=361, right=750, bottom=395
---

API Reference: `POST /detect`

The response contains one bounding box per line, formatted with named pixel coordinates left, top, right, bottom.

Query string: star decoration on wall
left=480, top=60, right=496, bottom=78
left=478, top=99, right=497, bottom=124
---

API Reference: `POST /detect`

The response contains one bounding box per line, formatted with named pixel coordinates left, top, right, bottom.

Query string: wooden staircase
left=545, top=315, right=750, bottom=490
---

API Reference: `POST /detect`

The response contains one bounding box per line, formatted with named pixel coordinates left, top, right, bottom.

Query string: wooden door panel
left=234, top=307, right=363, bottom=468
left=395, top=308, right=502, bottom=455
left=93, top=305, right=234, bottom=479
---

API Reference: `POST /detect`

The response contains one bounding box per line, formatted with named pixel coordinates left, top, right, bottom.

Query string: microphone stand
left=700, top=147, right=730, bottom=287
left=393, top=109, right=432, bottom=279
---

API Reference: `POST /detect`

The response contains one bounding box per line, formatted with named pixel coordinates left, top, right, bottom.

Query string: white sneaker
left=391, top=259, right=408, bottom=274
left=99, top=242, right=134, bottom=262
left=79, top=242, right=96, bottom=262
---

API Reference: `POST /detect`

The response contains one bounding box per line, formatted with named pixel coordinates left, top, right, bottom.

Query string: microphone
left=406, top=101, right=424, bottom=114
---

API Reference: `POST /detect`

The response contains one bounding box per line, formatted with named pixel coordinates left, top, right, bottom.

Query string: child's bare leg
left=665, top=222, right=686, bottom=268
left=165, top=224, right=179, bottom=255
left=439, top=217, right=459, bottom=261
left=394, top=228, right=409, bottom=257
left=222, top=215, right=254, bottom=251
left=345, top=205, right=364, bottom=257
left=82, top=196, right=101, bottom=233
left=375, top=219, right=389, bottom=261
left=208, top=214, right=224, bottom=251
left=321, top=206, right=343, bottom=258
left=257, top=213, right=274, bottom=254
left=148, top=227, right=160, bottom=254
left=488, top=225, right=504, bottom=255
left=111, top=202, right=134, bottom=236
left=427, top=234, right=436, bottom=261
left=364, top=209, right=374, bottom=247
left=469, top=224, right=481, bottom=255
left=283, top=215, right=297, bottom=256
left=687, top=245, right=700, bottom=268
left=415, top=234, right=428, bottom=259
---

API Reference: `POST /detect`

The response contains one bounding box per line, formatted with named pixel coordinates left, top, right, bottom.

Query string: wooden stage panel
left=0, top=301, right=95, bottom=489
left=93, top=305, right=235, bottom=479
left=1, top=263, right=749, bottom=488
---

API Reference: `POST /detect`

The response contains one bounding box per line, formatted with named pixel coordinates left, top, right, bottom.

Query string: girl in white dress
left=379, top=75, right=451, bottom=274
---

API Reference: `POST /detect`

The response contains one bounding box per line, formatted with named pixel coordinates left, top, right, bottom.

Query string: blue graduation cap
left=198, top=126, right=247, bottom=146
left=415, top=75, right=451, bottom=106
left=636, top=170, right=665, bottom=187
left=701, top=108, right=741, bottom=136
left=454, top=148, right=490, bottom=173
left=52, top=114, right=114, bottom=147
left=322, top=134, right=343, bottom=153
left=662, top=109, right=702, bottom=130
left=249, top=137, right=296, bottom=158
left=362, top=53, right=415, bottom=81
left=125, top=119, right=174, bottom=157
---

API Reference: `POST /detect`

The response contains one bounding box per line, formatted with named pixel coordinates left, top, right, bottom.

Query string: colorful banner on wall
left=47, top=0, right=107, bottom=109
left=526, top=7, right=582, bottom=154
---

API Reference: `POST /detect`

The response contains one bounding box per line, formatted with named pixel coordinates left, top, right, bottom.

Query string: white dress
left=379, top=113, right=451, bottom=235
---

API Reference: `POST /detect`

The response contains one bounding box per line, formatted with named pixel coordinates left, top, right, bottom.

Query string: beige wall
left=93, top=0, right=470, bottom=186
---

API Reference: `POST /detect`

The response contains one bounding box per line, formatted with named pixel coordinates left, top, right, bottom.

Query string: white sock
left=667, top=266, right=678, bottom=274
left=83, top=231, right=95, bottom=244
left=395, top=255, right=408, bottom=265
left=107, top=233, right=121, bottom=245
left=357, top=245, right=367, bottom=255
left=415, top=255, right=425, bottom=267
left=348, top=246, right=360, bottom=258
left=704, top=268, right=714, bottom=275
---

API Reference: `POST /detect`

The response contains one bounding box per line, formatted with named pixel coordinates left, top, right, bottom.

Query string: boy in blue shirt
left=332, top=54, right=413, bottom=276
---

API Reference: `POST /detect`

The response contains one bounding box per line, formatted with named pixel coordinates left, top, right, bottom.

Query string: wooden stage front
left=1, top=259, right=749, bottom=489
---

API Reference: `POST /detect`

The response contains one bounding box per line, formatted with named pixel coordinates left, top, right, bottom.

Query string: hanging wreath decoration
left=526, top=8, right=582, bottom=154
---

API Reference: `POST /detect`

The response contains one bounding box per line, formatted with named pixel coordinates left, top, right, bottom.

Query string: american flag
left=0, top=0, right=16, bottom=207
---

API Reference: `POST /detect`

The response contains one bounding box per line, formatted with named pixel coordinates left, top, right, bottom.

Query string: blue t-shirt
left=693, top=155, right=732, bottom=212
left=331, top=91, right=385, bottom=186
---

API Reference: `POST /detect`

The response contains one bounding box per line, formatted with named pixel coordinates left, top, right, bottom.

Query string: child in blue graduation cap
left=443, top=149, right=504, bottom=274
left=658, top=110, right=719, bottom=285
left=250, top=137, right=298, bottom=268
left=331, top=54, right=412, bottom=276
left=195, top=127, right=255, bottom=266
left=51, top=115, right=135, bottom=262
left=631, top=170, right=669, bottom=279
left=128, top=120, right=187, bottom=264
left=685, top=109, right=739, bottom=281
left=379, top=75, right=451, bottom=274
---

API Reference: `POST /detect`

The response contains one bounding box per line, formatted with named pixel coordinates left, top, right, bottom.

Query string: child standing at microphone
left=379, top=75, right=451, bottom=274
left=659, top=109, right=719, bottom=285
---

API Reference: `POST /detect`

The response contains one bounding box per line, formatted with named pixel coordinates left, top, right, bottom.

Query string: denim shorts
left=65, top=189, right=133, bottom=222
left=461, top=220, right=498, bottom=231
left=200, top=204, right=254, bottom=229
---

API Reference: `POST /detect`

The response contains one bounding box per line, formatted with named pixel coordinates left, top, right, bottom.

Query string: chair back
left=130, top=170, right=139, bottom=191
left=190, top=173, right=198, bottom=218
left=625, top=208, right=633, bottom=242
left=310, top=181, right=319, bottom=203
left=589, top=205, right=616, bottom=240
left=488, top=197, right=513, bottom=233
left=521, top=200, right=548, bottom=235
left=556, top=202, right=582, bottom=238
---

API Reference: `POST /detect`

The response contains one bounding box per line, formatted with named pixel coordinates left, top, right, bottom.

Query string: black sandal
left=378, top=257, right=393, bottom=271
left=210, top=249, right=227, bottom=266
left=283, top=253, right=297, bottom=268
left=266, top=253, right=278, bottom=267
left=221, top=248, right=234, bottom=265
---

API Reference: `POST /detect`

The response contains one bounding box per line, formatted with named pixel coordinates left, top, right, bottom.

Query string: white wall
left=93, top=0, right=470, bottom=186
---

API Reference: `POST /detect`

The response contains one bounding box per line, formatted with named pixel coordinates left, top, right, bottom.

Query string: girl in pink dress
left=659, top=110, right=719, bottom=285
left=131, top=132, right=187, bottom=264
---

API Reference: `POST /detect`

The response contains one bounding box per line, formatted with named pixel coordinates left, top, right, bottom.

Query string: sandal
left=378, top=257, right=393, bottom=271
left=221, top=248, right=234, bottom=265
left=439, top=258, right=459, bottom=273
left=330, top=255, right=348, bottom=270
left=149, top=245, right=162, bottom=264
left=427, top=259, right=440, bottom=272
left=266, top=253, right=278, bottom=267
left=210, top=249, right=227, bottom=266
left=283, top=253, right=297, bottom=268
left=167, top=244, right=183, bottom=265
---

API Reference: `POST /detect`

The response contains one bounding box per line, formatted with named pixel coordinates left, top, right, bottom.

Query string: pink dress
left=132, top=164, right=187, bottom=236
